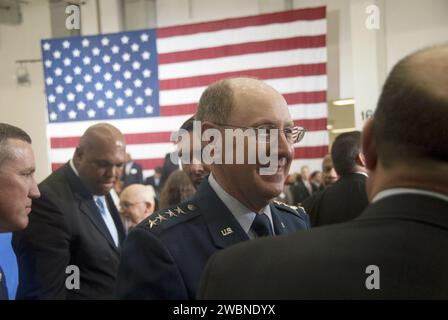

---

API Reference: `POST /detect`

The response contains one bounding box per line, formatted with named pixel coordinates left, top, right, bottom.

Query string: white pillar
left=81, top=0, right=123, bottom=35
left=350, top=0, right=387, bottom=130
left=99, top=0, right=123, bottom=34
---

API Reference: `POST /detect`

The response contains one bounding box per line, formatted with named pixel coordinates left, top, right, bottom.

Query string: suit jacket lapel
left=63, top=163, right=120, bottom=253
left=195, top=180, right=249, bottom=249
left=76, top=194, right=120, bottom=253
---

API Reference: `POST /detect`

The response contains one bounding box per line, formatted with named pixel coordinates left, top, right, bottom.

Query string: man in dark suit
left=291, top=166, right=318, bottom=204
left=116, top=77, right=310, bottom=299
left=13, top=123, right=126, bottom=299
left=0, top=123, right=40, bottom=300
left=121, top=153, right=143, bottom=187
left=303, top=131, right=368, bottom=226
left=145, top=166, right=162, bottom=195
left=159, top=151, right=180, bottom=188
left=198, top=45, right=448, bottom=299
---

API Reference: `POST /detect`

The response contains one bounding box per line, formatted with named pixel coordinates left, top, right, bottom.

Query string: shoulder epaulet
left=272, top=200, right=305, bottom=213
left=147, top=203, right=198, bottom=229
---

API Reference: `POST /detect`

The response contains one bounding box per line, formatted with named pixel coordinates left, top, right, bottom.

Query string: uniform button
left=187, top=204, right=196, bottom=211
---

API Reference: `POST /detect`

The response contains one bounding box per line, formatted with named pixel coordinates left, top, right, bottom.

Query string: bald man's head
left=120, top=184, right=155, bottom=229
left=374, top=45, right=448, bottom=167
left=196, top=77, right=286, bottom=124
left=196, top=77, right=294, bottom=212
left=74, top=123, right=126, bottom=195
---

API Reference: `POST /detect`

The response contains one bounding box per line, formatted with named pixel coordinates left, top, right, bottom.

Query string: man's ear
left=73, top=147, right=82, bottom=166
left=201, top=121, right=217, bottom=147
left=145, top=201, right=154, bottom=214
left=356, top=152, right=367, bottom=168
left=361, top=119, right=377, bottom=171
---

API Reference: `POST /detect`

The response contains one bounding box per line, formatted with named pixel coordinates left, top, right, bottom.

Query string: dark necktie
left=250, top=213, right=274, bottom=237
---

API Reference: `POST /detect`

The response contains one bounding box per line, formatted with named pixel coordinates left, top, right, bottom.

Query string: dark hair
left=310, top=171, right=321, bottom=179
left=154, top=166, right=162, bottom=174
left=0, top=123, right=32, bottom=166
left=374, top=45, right=448, bottom=166
left=179, top=116, right=195, bottom=132
left=195, top=78, right=234, bottom=124
left=159, top=170, right=195, bottom=210
left=331, top=131, right=362, bottom=176
left=0, top=123, right=32, bottom=144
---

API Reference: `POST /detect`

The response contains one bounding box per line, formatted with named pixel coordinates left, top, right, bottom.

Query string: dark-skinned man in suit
left=13, top=123, right=126, bottom=299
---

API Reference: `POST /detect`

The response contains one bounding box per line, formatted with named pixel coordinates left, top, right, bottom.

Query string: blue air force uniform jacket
left=115, top=179, right=310, bottom=299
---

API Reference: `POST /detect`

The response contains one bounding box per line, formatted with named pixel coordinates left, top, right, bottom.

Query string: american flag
left=42, top=6, right=328, bottom=177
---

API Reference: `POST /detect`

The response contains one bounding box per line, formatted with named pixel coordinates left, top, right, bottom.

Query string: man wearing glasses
left=116, top=77, right=310, bottom=300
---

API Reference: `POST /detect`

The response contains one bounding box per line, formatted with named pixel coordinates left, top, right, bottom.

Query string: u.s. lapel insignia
left=174, top=206, right=186, bottom=215
left=156, top=214, right=167, bottom=222
left=148, top=218, right=158, bottom=228
left=221, top=227, right=234, bottom=236
left=281, top=222, right=286, bottom=228
left=166, top=209, right=177, bottom=218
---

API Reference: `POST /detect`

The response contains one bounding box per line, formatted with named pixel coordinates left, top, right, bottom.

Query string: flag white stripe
left=160, top=75, right=327, bottom=106
left=49, top=130, right=329, bottom=163
left=47, top=114, right=192, bottom=138
left=158, top=47, right=327, bottom=80
left=289, top=103, right=327, bottom=120
left=157, top=19, right=326, bottom=54
left=47, top=103, right=327, bottom=138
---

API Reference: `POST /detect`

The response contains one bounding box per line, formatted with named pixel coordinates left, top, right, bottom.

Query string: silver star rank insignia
left=174, top=206, right=186, bottom=215
left=148, top=219, right=158, bottom=228
left=166, top=209, right=177, bottom=217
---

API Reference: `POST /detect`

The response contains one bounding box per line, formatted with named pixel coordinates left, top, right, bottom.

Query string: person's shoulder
left=134, top=200, right=202, bottom=236
left=271, top=200, right=307, bottom=218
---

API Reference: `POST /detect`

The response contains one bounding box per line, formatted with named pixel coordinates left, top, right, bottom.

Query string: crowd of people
left=0, top=45, right=447, bottom=300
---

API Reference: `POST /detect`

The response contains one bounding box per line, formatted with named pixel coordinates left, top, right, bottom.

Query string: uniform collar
left=208, top=173, right=273, bottom=237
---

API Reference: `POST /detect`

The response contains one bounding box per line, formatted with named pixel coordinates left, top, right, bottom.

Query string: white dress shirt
left=208, top=173, right=275, bottom=239
left=372, top=187, right=448, bottom=203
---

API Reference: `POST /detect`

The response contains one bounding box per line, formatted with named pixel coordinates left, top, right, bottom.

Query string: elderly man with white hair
left=119, top=184, right=156, bottom=232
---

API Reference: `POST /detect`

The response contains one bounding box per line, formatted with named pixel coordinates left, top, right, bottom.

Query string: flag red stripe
left=160, top=103, right=198, bottom=117
left=284, top=91, right=326, bottom=104
left=159, top=35, right=326, bottom=65
left=294, top=145, right=328, bottom=159
left=294, top=118, right=327, bottom=131
left=51, top=131, right=174, bottom=149
left=157, top=7, right=326, bottom=38
left=160, top=63, right=326, bottom=90
left=50, top=119, right=327, bottom=149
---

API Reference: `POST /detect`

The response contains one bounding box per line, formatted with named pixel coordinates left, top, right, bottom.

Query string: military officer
left=115, top=77, right=310, bottom=299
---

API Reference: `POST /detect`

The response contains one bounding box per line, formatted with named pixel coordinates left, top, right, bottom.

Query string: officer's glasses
left=213, top=123, right=306, bottom=144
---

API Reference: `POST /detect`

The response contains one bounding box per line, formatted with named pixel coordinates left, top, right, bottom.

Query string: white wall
left=0, top=0, right=447, bottom=181
left=385, top=0, right=448, bottom=70
left=0, top=0, right=52, bottom=182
